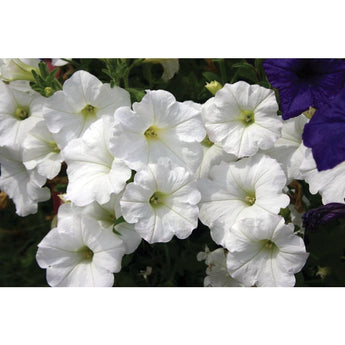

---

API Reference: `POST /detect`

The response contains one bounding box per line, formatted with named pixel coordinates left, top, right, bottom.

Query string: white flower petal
left=63, top=118, right=131, bottom=206
left=110, top=89, right=204, bottom=172
left=302, top=158, right=345, bottom=204
left=0, top=81, right=44, bottom=146
left=43, top=70, right=130, bottom=148
left=120, top=162, right=200, bottom=243
left=203, top=81, right=281, bottom=158
left=226, top=215, right=308, bottom=287
left=23, top=120, right=62, bottom=179
left=36, top=213, right=127, bottom=287
left=0, top=145, right=50, bottom=216
left=198, top=154, right=289, bottom=246
left=263, top=114, right=310, bottom=182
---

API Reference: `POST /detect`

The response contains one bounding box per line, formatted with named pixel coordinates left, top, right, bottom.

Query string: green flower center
left=144, top=126, right=159, bottom=139
left=149, top=191, right=166, bottom=208
left=48, top=141, right=60, bottom=154
left=81, top=104, right=97, bottom=118
left=201, top=135, right=214, bottom=148
left=263, top=240, right=276, bottom=250
left=240, top=110, right=255, bottom=126
left=79, top=246, right=94, bottom=261
left=15, top=106, right=30, bottom=120
left=244, top=194, right=256, bottom=206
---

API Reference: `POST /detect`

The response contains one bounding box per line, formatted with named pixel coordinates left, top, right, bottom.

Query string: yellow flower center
left=201, top=135, right=214, bottom=148
left=81, top=104, right=97, bottom=118
left=79, top=246, right=94, bottom=261
left=149, top=191, right=166, bottom=208
left=264, top=240, right=276, bottom=249
left=48, top=141, right=60, bottom=154
left=244, top=194, right=256, bottom=206
left=240, top=110, right=255, bottom=126
left=15, top=106, right=30, bottom=120
left=144, top=126, right=159, bottom=139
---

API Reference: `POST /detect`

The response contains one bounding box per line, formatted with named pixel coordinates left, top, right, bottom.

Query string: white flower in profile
left=196, top=98, right=237, bottom=178
left=62, top=117, right=131, bottom=207
left=225, top=214, right=309, bottom=287
left=264, top=113, right=310, bottom=183
left=23, top=120, right=63, bottom=180
left=145, top=59, right=179, bottom=81
left=0, top=81, right=44, bottom=146
left=43, top=70, right=131, bottom=148
left=197, top=246, right=244, bottom=287
left=0, top=145, right=50, bottom=216
left=202, top=81, right=282, bottom=158
left=120, top=162, right=201, bottom=243
left=110, top=89, right=205, bottom=173
left=0, top=58, right=40, bottom=82
left=58, top=195, right=141, bottom=255
left=198, top=154, right=290, bottom=246
left=196, top=135, right=236, bottom=179
left=36, top=214, right=126, bottom=287
left=300, top=148, right=345, bottom=204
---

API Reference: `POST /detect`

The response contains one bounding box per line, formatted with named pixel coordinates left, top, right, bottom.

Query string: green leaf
left=202, top=71, right=221, bottom=82
left=232, top=62, right=258, bottom=83
left=30, top=61, right=62, bottom=97
left=127, top=88, right=145, bottom=103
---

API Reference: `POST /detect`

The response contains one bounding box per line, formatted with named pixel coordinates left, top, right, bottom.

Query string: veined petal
left=63, top=118, right=131, bottom=206
left=226, top=214, right=308, bottom=287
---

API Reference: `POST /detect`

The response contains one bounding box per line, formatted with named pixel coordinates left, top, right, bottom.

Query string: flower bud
left=205, top=80, right=222, bottom=95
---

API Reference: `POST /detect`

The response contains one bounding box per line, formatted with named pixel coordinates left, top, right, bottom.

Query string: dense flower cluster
left=1, top=58, right=344, bottom=287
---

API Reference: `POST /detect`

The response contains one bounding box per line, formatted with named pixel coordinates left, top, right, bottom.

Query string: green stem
left=123, top=71, right=129, bottom=89
left=163, top=244, right=171, bottom=268
left=217, top=59, right=227, bottom=84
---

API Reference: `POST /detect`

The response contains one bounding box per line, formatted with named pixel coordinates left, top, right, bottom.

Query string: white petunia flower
left=43, top=70, right=131, bottom=148
left=202, top=81, right=282, bottom=158
left=225, top=214, right=309, bottom=287
left=120, top=162, right=201, bottom=243
left=110, top=89, right=205, bottom=173
left=23, top=120, right=63, bottom=180
left=36, top=215, right=126, bottom=287
left=264, top=113, right=310, bottom=183
left=197, top=246, right=244, bottom=287
left=63, top=117, right=131, bottom=207
left=0, top=81, right=44, bottom=146
left=301, top=148, right=345, bottom=204
left=0, top=145, right=50, bottom=216
left=0, top=58, right=40, bottom=82
left=198, top=154, right=290, bottom=246
left=58, top=195, right=141, bottom=255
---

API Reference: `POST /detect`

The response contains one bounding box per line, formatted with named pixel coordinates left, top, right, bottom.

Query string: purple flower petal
left=303, top=87, right=345, bottom=170
left=263, top=59, right=345, bottom=120
left=303, top=203, right=345, bottom=232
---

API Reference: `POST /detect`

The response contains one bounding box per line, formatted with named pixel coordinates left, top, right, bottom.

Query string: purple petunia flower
left=263, top=59, right=345, bottom=120
left=302, top=202, right=345, bottom=232
left=302, top=86, right=345, bottom=170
